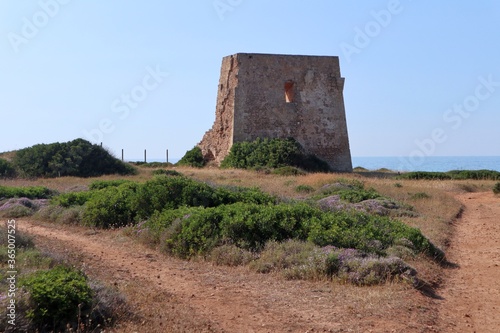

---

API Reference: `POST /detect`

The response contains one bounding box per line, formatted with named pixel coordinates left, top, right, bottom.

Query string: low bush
left=133, top=176, right=275, bottom=220
left=295, top=185, right=315, bottom=193
left=0, top=224, right=34, bottom=248
left=0, top=198, right=48, bottom=218
left=13, top=138, right=136, bottom=178
left=209, top=244, right=255, bottom=266
left=221, top=137, right=330, bottom=172
left=250, top=240, right=327, bottom=280
left=177, top=146, right=205, bottom=168
left=89, top=179, right=133, bottom=190
left=133, top=176, right=217, bottom=220
left=51, top=191, right=93, bottom=207
left=335, top=252, right=417, bottom=285
left=316, top=180, right=382, bottom=203
left=399, top=170, right=500, bottom=181
left=493, top=182, right=500, bottom=194
left=0, top=185, right=55, bottom=199
left=139, top=201, right=442, bottom=261
left=83, top=183, right=140, bottom=228
left=20, top=266, right=93, bottom=329
left=248, top=241, right=417, bottom=284
left=152, top=169, right=183, bottom=177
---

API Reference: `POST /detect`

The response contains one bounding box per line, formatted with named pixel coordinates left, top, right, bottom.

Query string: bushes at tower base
left=177, top=146, right=206, bottom=168
left=221, top=137, right=330, bottom=172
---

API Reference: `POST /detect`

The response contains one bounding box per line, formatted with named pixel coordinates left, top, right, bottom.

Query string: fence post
left=121, top=149, right=124, bottom=162
left=166, top=149, right=169, bottom=164
left=144, top=149, right=147, bottom=163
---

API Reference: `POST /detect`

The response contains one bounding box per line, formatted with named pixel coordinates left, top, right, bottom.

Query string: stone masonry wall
left=198, top=53, right=352, bottom=172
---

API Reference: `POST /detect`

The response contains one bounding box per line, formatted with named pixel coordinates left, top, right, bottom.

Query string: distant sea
left=352, top=156, right=500, bottom=172
left=135, top=156, right=500, bottom=172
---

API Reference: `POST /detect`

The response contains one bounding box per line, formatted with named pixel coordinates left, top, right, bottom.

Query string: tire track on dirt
left=17, top=221, right=341, bottom=332
left=17, top=219, right=438, bottom=332
left=437, top=192, right=500, bottom=332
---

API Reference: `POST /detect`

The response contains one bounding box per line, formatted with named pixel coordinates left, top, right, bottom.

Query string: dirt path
left=436, top=191, right=500, bottom=332
left=16, top=191, right=499, bottom=332
left=17, top=221, right=437, bottom=333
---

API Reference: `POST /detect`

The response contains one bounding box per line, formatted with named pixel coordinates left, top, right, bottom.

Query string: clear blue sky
left=1, top=1, right=499, bottom=161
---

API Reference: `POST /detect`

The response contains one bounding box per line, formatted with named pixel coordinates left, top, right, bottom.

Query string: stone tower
left=198, top=53, right=352, bottom=172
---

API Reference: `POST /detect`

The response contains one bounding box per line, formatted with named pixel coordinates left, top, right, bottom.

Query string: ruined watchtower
left=198, top=53, right=352, bottom=172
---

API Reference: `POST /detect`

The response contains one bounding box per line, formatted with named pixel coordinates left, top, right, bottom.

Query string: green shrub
left=51, top=191, right=93, bottom=207
left=152, top=169, right=183, bottom=177
left=493, top=182, right=500, bottom=194
left=221, top=137, right=330, bottom=172
left=89, top=179, right=133, bottom=190
left=177, top=146, right=205, bottom=168
left=13, top=138, right=136, bottom=178
left=295, top=185, right=315, bottom=193
left=212, top=185, right=276, bottom=206
left=398, top=172, right=452, bottom=180
left=0, top=185, right=55, bottom=199
left=83, top=183, right=139, bottom=228
left=133, top=176, right=216, bottom=220
left=20, top=266, right=92, bottom=327
left=140, top=201, right=442, bottom=261
left=398, top=170, right=500, bottom=181
left=0, top=158, right=16, bottom=178
left=133, top=176, right=275, bottom=220
left=317, top=181, right=382, bottom=203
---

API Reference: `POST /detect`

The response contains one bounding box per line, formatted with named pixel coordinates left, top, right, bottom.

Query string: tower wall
left=198, top=53, right=352, bottom=172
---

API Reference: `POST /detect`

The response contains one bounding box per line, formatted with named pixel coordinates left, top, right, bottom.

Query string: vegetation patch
left=20, top=266, right=93, bottom=327
left=399, top=170, right=500, bottom=180
left=12, top=138, right=136, bottom=178
left=493, top=182, right=500, bottom=194
left=151, top=169, right=183, bottom=177
left=248, top=240, right=417, bottom=285
left=0, top=158, right=16, bottom=178
left=0, top=225, right=129, bottom=332
left=137, top=201, right=442, bottom=261
left=132, top=161, right=174, bottom=168
left=177, top=146, right=206, bottom=168
left=0, top=198, right=48, bottom=218
left=0, top=185, right=55, bottom=200
left=315, top=180, right=381, bottom=203
left=295, top=185, right=315, bottom=193
left=221, top=137, right=330, bottom=172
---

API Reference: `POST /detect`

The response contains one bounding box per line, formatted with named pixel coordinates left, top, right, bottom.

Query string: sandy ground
left=15, top=191, right=499, bottom=332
